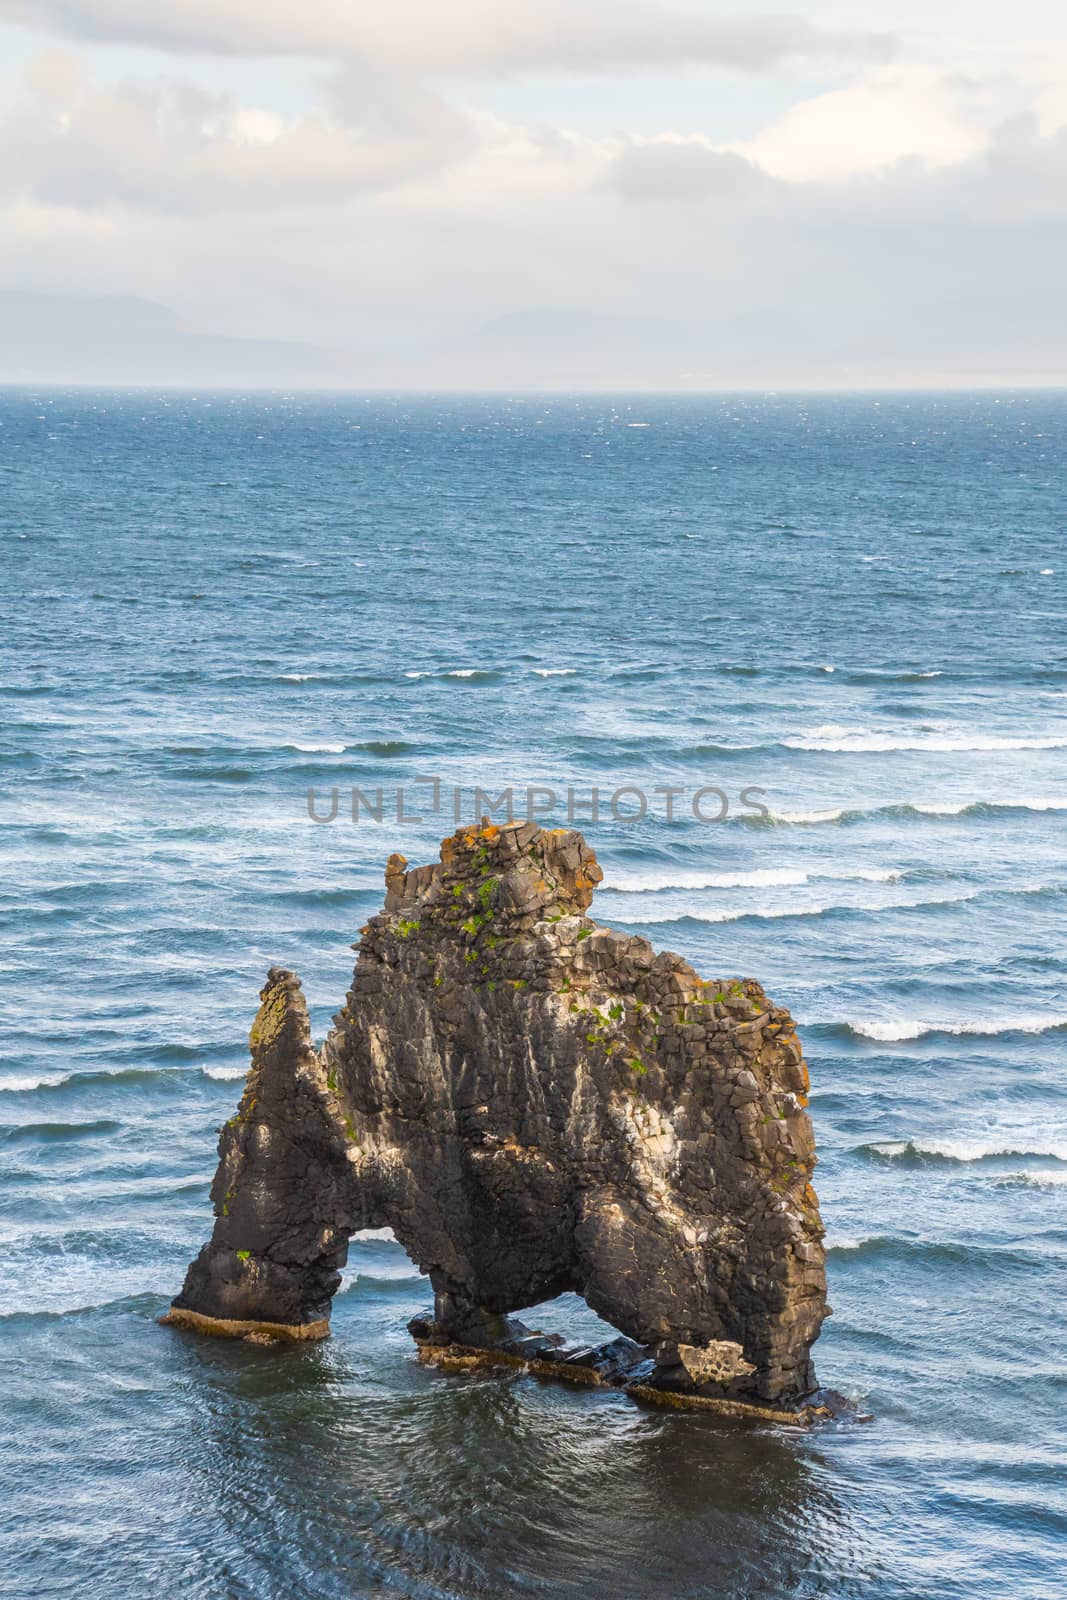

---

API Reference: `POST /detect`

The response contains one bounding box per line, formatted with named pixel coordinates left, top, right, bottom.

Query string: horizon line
left=3, top=379, right=1067, bottom=397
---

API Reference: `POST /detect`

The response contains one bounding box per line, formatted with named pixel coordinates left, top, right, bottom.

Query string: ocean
left=1, top=388, right=1065, bottom=1598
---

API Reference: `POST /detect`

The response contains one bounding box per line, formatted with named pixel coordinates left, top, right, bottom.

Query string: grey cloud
left=320, top=62, right=475, bottom=150
left=607, top=139, right=773, bottom=200
left=0, top=1, right=896, bottom=75
left=947, top=115, right=1067, bottom=223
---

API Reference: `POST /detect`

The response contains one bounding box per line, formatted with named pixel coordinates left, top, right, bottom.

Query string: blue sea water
left=1, top=387, right=1065, bottom=1599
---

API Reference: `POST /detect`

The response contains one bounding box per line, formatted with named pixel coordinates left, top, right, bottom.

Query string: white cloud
left=0, top=0, right=894, bottom=75
left=734, top=65, right=1041, bottom=180
left=0, top=50, right=478, bottom=211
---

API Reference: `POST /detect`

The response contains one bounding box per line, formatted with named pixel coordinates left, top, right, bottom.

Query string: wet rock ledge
left=164, top=823, right=829, bottom=1419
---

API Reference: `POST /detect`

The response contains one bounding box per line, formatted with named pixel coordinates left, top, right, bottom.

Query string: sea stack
left=165, top=823, right=828, bottom=1412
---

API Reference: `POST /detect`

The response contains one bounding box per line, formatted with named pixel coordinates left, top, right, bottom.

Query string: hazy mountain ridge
left=0, top=292, right=345, bottom=387
left=0, top=292, right=699, bottom=389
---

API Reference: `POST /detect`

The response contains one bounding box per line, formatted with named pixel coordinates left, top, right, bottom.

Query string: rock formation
left=165, top=823, right=828, bottom=1412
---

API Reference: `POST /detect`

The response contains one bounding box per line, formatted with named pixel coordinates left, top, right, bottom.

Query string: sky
left=1, top=0, right=1066, bottom=387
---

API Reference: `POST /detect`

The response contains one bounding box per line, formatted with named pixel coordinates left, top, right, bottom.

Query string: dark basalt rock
left=164, top=823, right=828, bottom=1409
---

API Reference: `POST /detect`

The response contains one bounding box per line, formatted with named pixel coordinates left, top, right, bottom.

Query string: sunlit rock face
left=165, top=824, right=827, bottom=1403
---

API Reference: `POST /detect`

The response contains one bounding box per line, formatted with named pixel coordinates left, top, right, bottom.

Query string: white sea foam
left=768, top=796, right=1064, bottom=824
left=605, top=867, right=809, bottom=893
left=854, top=1019, right=941, bottom=1041
left=288, top=742, right=346, bottom=753
left=532, top=668, right=576, bottom=677
left=630, top=900, right=843, bottom=926
left=404, top=671, right=427, bottom=679
left=717, top=889, right=971, bottom=925
left=280, top=674, right=312, bottom=682
left=0, top=1073, right=72, bottom=1093
left=447, top=669, right=481, bottom=678
left=688, top=890, right=979, bottom=932
left=605, top=865, right=900, bottom=893
left=829, top=867, right=901, bottom=882
left=769, top=808, right=845, bottom=825
left=852, top=1014, right=1067, bottom=1043
left=818, top=665, right=835, bottom=673
left=907, top=798, right=1067, bottom=816
left=0, top=1257, right=170, bottom=1318
left=201, top=1065, right=248, bottom=1082
left=786, top=729, right=1067, bottom=753
left=849, top=667, right=941, bottom=679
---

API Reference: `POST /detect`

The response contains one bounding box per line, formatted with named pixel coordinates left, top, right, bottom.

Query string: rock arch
left=165, top=824, right=827, bottom=1408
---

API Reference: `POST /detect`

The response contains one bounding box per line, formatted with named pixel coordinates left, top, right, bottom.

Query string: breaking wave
left=764, top=808, right=846, bottom=826
left=846, top=1014, right=1067, bottom=1043
left=603, top=865, right=902, bottom=893
left=604, top=867, right=808, bottom=892
left=0, top=1119, right=120, bottom=1142
left=748, top=798, right=1067, bottom=828
left=0, top=1073, right=74, bottom=1093
left=0, top=1064, right=250, bottom=1094
left=858, top=1138, right=1067, bottom=1165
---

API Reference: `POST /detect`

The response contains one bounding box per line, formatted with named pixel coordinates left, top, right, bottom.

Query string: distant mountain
left=0, top=293, right=347, bottom=388
left=0, top=293, right=703, bottom=390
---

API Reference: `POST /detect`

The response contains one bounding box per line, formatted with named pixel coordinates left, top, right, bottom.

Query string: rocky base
left=408, top=1309, right=835, bottom=1427
left=160, top=1307, right=330, bottom=1344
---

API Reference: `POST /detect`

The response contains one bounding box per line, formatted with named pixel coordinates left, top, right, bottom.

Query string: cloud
left=734, top=65, right=1035, bottom=180
left=0, top=0, right=895, bottom=76
left=0, top=51, right=478, bottom=212
left=606, top=137, right=772, bottom=200
left=602, top=64, right=1067, bottom=192
left=841, top=111, right=1067, bottom=227
left=962, top=113, right=1067, bottom=223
